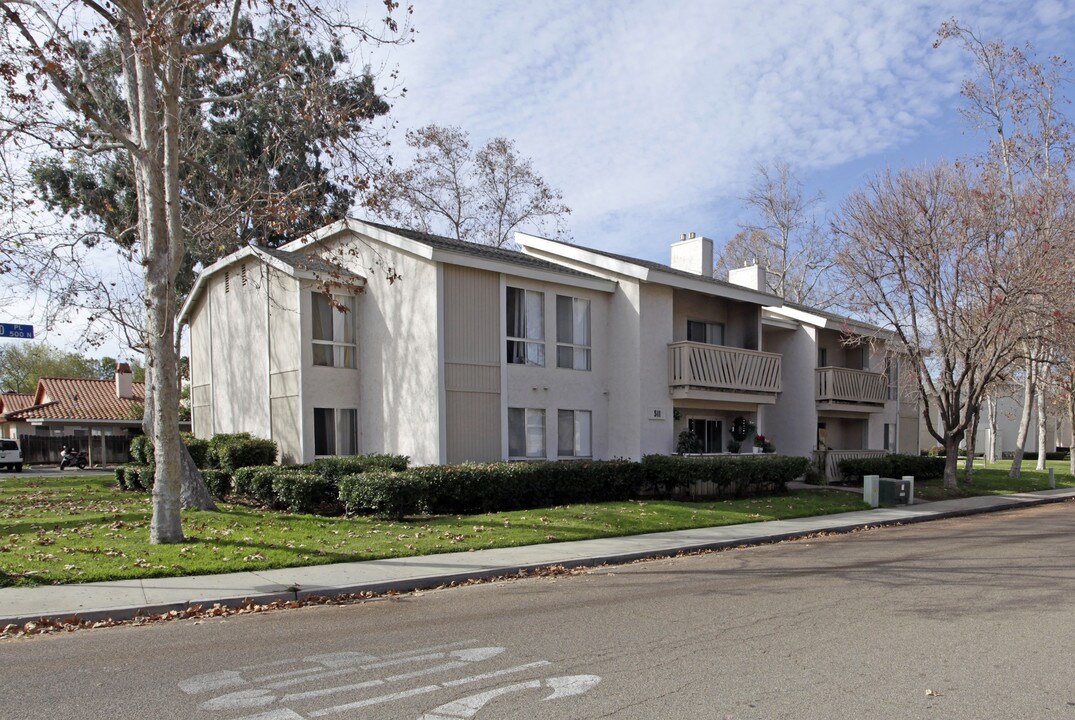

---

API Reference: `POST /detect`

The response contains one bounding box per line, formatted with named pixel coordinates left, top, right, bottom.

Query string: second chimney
left=115, top=362, right=133, bottom=399
left=670, top=232, right=714, bottom=277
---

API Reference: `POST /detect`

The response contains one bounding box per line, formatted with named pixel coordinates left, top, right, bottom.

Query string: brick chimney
left=115, top=362, right=133, bottom=399
left=670, top=232, right=714, bottom=276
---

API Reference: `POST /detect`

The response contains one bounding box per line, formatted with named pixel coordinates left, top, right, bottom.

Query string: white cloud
left=364, top=0, right=1075, bottom=260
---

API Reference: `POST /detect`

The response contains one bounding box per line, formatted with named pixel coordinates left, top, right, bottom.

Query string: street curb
left=3, top=491, right=1073, bottom=629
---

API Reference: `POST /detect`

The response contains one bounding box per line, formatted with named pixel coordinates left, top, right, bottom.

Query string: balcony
left=668, top=342, right=781, bottom=404
left=815, top=367, right=888, bottom=412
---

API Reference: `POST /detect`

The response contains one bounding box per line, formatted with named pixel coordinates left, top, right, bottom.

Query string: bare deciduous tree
left=372, top=124, right=570, bottom=248
left=716, top=161, right=836, bottom=307
left=833, top=162, right=1057, bottom=489
left=0, top=0, right=410, bottom=543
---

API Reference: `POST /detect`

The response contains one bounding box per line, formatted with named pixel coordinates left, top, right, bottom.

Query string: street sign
left=0, top=323, right=34, bottom=339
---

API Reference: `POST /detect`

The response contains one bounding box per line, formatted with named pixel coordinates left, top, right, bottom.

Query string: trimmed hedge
left=339, top=471, right=425, bottom=519
left=117, top=464, right=155, bottom=491
left=200, top=469, right=233, bottom=500
left=339, top=460, right=645, bottom=519
left=272, top=472, right=340, bottom=515
left=641, top=454, right=809, bottom=498
left=130, top=436, right=154, bottom=465
left=181, top=433, right=212, bottom=469
left=210, top=433, right=278, bottom=473
left=308, top=454, right=409, bottom=481
left=233, top=465, right=287, bottom=507
left=837, top=454, right=946, bottom=483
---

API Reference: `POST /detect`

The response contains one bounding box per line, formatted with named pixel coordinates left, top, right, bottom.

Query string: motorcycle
left=59, top=450, right=88, bottom=470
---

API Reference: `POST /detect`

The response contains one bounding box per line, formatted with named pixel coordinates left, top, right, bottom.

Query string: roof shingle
left=6, top=378, right=146, bottom=422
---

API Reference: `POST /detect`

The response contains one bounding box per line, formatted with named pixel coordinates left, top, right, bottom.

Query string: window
left=508, top=408, right=545, bottom=458
left=558, top=409, right=592, bottom=457
left=818, top=347, right=828, bottom=368
left=884, top=423, right=897, bottom=452
left=817, top=422, right=828, bottom=450
left=314, top=407, right=358, bottom=456
left=507, top=287, right=545, bottom=366
left=688, top=418, right=722, bottom=453
left=312, top=292, right=357, bottom=368
left=687, top=320, right=724, bottom=345
left=556, top=296, right=591, bottom=370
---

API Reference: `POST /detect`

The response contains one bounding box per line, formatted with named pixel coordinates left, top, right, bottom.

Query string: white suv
left=0, top=439, right=23, bottom=472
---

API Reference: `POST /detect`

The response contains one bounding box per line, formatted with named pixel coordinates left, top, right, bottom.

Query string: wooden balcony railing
left=668, top=342, right=782, bottom=395
left=815, top=366, right=888, bottom=404
left=813, top=449, right=891, bottom=484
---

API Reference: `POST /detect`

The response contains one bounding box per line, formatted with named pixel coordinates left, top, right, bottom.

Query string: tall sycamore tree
left=0, top=0, right=409, bottom=542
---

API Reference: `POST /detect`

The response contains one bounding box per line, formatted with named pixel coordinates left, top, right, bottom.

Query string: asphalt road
left=3, top=502, right=1074, bottom=720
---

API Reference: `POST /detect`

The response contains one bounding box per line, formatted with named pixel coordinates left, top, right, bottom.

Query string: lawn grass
left=0, top=475, right=869, bottom=588
left=914, top=459, right=1075, bottom=501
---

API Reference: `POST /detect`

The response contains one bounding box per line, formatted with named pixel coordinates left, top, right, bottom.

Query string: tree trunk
left=1008, top=358, right=1036, bottom=479
left=1069, top=381, right=1075, bottom=476
left=986, top=393, right=998, bottom=465
left=964, top=405, right=980, bottom=485
left=943, top=434, right=961, bottom=489
left=1036, top=384, right=1048, bottom=471
left=180, top=445, right=217, bottom=510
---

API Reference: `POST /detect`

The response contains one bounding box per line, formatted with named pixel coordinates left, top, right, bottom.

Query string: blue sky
left=368, top=0, right=1075, bottom=262
left=6, top=0, right=1075, bottom=357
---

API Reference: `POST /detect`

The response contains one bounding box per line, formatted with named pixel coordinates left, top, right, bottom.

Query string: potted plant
left=676, top=429, right=702, bottom=454
left=729, top=416, right=755, bottom=454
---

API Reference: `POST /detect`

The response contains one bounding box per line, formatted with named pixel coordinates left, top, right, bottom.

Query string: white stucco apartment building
left=180, top=219, right=917, bottom=469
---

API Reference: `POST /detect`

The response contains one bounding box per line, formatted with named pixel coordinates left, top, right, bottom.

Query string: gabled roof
left=0, top=393, right=36, bottom=416
left=5, top=378, right=146, bottom=423
left=178, top=242, right=368, bottom=324
left=356, top=220, right=606, bottom=282
left=765, top=301, right=892, bottom=338
left=517, top=233, right=781, bottom=306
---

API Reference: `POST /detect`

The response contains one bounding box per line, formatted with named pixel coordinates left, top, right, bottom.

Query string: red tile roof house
left=0, top=364, right=189, bottom=465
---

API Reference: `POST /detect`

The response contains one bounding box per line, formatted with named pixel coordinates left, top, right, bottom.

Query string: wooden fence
left=18, top=434, right=133, bottom=465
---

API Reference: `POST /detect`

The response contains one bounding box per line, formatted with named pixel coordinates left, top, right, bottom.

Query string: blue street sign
left=0, top=323, right=34, bottom=339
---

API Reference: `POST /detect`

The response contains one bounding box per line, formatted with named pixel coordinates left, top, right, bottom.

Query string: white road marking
left=261, top=647, right=505, bottom=691
left=307, top=685, right=442, bottom=717
left=179, top=670, right=246, bottom=695
left=441, top=661, right=552, bottom=687
left=200, top=689, right=276, bottom=712
left=418, top=680, right=541, bottom=719
left=419, top=675, right=602, bottom=720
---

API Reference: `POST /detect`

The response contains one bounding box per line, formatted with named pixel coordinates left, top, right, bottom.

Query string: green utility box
left=878, top=477, right=911, bottom=507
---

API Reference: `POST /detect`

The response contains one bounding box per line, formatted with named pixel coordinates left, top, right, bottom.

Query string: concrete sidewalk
left=3, top=487, right=1074, bottom=628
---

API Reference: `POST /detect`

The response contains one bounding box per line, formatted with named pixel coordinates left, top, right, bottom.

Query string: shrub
left=130, top=435, right=154, bottom=465
left=308, top=454, right=409, bottom=481
left=115, top=465, right=129, bottom=490
left=233, top=465, right=285, bottom=507
left=181, top=433, right=212, bottom=469
left=339, top=471, right=427, bottom=519
left=200, top=469, right=233, bottom=500
left=338, top=459, right=645, bottom=518
left=676, top=430, right=702, bottom=454
left=211, top=434, right=278, bottom=472
left=641, top=454, right=809, bottom=498
left=272, top=472, right=340, bottom=514
left=837, top=454, right=946, bottom=483
left=122, top=464, right=155, bottom=491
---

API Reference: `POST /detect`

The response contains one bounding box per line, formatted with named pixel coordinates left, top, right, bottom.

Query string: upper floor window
left=507, top=287, right=545, bottom=366
left=312, top=292, right=356, bottom=368
left=556, top=296, right=591, bottom=370
left=687, top=320, right=724, bottom=345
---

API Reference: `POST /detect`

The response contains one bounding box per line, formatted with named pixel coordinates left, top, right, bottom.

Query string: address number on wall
left=648, top=408, right=667, bottom=421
